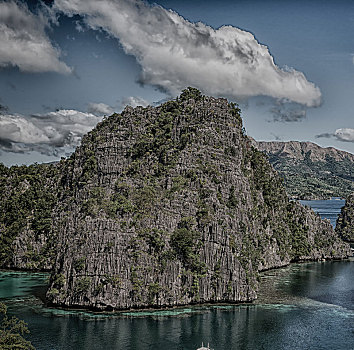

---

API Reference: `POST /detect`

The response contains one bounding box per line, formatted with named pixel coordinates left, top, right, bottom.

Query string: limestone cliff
left=336, top=193, right=354, bottom=242
left=43, top=89, right=349, bottom=310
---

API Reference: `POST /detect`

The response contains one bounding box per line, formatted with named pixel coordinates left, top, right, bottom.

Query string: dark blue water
left=300, top=198, right=345, bottom=227
left=1, top=200, right=353, bottom=350
left=1, top=262, right=353, bottom=350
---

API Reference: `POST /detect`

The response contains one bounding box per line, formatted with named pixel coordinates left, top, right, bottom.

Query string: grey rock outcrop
left=45, top=89, right=350, bottom=310
left=336, top=193, right=354, bottom=242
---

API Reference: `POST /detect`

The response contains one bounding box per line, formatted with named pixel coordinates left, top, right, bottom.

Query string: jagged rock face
left=46, top=90, right=350, bottom=310
left=336, top=194, right=354, bottom=242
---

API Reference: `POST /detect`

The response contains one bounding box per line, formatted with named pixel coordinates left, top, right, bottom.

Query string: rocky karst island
left=0, top=89, right=351, bottom=311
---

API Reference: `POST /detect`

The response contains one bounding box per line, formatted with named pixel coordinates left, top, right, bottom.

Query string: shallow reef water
left=1, top=260, right=353, bottom=350
left=1, top=199, right=353, bottom=349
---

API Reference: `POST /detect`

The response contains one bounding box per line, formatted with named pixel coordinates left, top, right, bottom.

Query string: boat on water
left=197, top=343, right=213, bottom=350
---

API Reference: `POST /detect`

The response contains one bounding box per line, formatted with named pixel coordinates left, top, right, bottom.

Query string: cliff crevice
left=0, top=88, right=350, bottom=311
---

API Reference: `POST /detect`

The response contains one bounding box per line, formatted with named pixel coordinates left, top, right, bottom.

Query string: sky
left=1, top=0, right=354, bottom=166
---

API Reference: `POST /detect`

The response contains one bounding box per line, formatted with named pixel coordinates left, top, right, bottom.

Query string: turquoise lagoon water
left=0, top=199, right=353, bottom=350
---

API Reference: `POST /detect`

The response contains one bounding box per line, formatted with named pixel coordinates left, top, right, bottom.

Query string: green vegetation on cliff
left=45, top=88, right=349, bottom=310
left=0, top=163, right=59, bottom=270
left=0, top=88, right=350, bottom=311
left=336, top=193, right=354, bottom=242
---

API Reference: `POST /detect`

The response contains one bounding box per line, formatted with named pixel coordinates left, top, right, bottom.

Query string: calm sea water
left=1, top=200, right=353, bottom=350
left=299, top=198, right=345, bottom=228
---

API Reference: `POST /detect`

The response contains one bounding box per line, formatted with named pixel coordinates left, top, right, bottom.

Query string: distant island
left=255, top=140, right=354, bottom=200
left=0, top=89, right=350, bottom=312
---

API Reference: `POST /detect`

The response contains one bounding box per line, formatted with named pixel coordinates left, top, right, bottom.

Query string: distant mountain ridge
left=254, top=140, right=354, bottom=199
left=256, top=140, right=354, bottom=162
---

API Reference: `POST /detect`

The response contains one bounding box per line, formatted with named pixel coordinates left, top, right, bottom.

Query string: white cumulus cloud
left=0, top=114, right=50, bottom=144
left=87, top=102, right=114, bottom=116
left=0, top=1, right=71, bottom=74
left=0, top=109, right=102, bottom=155
left=334, top=128, right=354, bottom=142
left=316, top=128, right=354, bottom=143
left=54, top=0, right=321, bottom=107
left=121, top=96, right=150, bottom=109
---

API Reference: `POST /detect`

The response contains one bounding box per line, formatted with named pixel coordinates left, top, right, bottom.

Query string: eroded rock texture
left=44, top=89, right=349, bottom=310
left=336, top=193, right=354, bottom=242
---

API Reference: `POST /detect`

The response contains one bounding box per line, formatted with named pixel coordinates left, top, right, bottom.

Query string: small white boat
left=197, top=342, right=213, bottom=350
